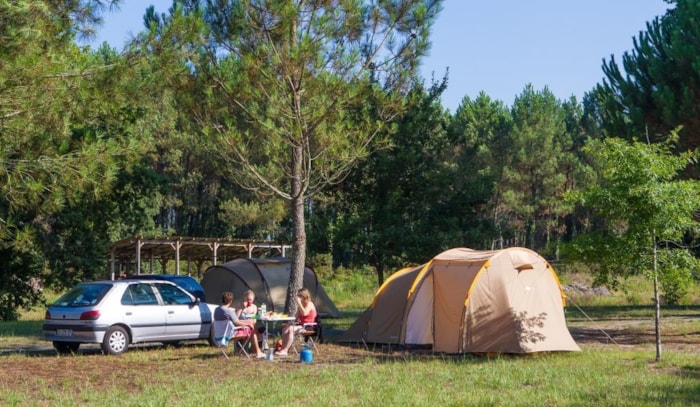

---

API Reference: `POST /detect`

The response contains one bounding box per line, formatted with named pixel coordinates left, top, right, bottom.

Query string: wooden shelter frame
left=108, top=236, right=291, bottom=280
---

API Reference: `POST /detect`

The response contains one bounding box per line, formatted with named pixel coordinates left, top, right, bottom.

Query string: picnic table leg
left=262, top=320, right=270, bottom=350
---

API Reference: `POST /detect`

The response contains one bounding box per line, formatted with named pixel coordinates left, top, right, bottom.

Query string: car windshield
left=52, top=284, right=112, bottom=307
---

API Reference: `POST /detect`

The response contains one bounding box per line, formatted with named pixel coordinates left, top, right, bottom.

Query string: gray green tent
left=201, top=257, right=342, bottom=318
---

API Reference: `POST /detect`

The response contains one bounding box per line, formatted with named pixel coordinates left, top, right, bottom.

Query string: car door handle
left=168, top=311, right=174, bottom=314
left=126, top=312, right=132, bottom=316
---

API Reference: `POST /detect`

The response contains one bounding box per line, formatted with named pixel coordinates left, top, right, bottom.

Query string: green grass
left=323, top=272, right=377, bottom=309
left=560, top=272, right=700, bottom=307
left=1, top=273, right=698, bottom=406
left=0, top=320, right=44, bottom=349
left=0, top=345, right=698, bottom=406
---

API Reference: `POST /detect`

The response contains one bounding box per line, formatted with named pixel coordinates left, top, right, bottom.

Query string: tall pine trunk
left=287, top=143, right=306, bottom=314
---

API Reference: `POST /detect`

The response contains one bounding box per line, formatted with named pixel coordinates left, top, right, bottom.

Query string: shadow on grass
left=677, top=364, right=700, bottom=380
left=0, top=340, right=215, bottom=358
left=616, top=367, right=700, bottom=406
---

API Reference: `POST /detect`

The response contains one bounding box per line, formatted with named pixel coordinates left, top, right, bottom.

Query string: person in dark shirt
left=215, top=291, right=264, bottom=358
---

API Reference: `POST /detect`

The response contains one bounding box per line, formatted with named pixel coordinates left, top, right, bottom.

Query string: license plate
left=56, top=329, right=73, bottom=337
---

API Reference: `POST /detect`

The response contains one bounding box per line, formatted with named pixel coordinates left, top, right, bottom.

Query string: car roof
left=122, top=274, right=198, bottom=281
left=82, top=279, right=179, bottom=286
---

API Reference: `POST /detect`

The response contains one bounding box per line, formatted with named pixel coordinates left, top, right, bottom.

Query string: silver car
left=43, top=280, right=217, bottom=355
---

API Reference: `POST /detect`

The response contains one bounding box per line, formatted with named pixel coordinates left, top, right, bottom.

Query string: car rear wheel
left=102, top=326, right=129, bottom=355
left=53, top=341, right=80, bottom=354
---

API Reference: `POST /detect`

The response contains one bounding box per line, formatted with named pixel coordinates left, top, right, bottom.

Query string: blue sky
left=92, top=0, right=670, bottom=111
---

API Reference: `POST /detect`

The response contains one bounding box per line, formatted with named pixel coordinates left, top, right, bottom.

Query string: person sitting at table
left=237, top=289, right=258, bottom=320
left=275, top=288, right=317, bottom=357
left=238, top=289, right=266, bottom=342
left=215, top=291, right=265, bottom=359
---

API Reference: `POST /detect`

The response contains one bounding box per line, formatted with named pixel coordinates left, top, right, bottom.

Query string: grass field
left=0, top=274, right=698, bottom=406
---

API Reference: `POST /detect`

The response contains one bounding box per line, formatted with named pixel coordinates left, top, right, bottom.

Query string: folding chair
left=213, top=320, right=252, bottom=359
left=293, top=314, right=322, bottom=355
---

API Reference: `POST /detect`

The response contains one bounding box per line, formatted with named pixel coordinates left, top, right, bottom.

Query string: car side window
left=122, top=283, right=159, bottom=305
left=156, top=284, right=193, bottom=305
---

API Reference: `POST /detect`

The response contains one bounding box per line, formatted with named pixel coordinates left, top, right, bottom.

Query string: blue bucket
left=300, top=346, right=313, bottom=364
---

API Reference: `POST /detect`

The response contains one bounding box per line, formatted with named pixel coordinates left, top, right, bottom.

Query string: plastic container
left=300, top=345, right=313, bottom=364
left=260, top=303, right=266, bottom=317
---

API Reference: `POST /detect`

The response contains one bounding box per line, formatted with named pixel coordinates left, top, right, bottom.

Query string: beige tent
left=201, top=257, right=342, bottom=318
left=339, top=247, right=579, bottom=353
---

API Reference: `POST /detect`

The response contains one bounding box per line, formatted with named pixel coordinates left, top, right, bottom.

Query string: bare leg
left=251, top=333, right=262, bottom=355
left=278, top=323, right=295, bottom=353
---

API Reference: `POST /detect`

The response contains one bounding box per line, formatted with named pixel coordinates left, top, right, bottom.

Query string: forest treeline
left=1, top=0, right=699, bottom=319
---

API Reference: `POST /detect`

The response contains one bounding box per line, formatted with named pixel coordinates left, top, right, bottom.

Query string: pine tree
left=597, top=0, right=700, bottom=175
left=147, top=0, right=444, bottom=312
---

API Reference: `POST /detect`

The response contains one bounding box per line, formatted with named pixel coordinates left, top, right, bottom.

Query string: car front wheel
left=53, top=341, right=80, bottom=354
left=102, top=326, right=129, bottom=355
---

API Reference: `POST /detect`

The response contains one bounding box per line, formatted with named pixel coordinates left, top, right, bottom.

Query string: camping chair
left=213, top=320, right=252, bottom=359
left=293, top=314, right=322, bottom=355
